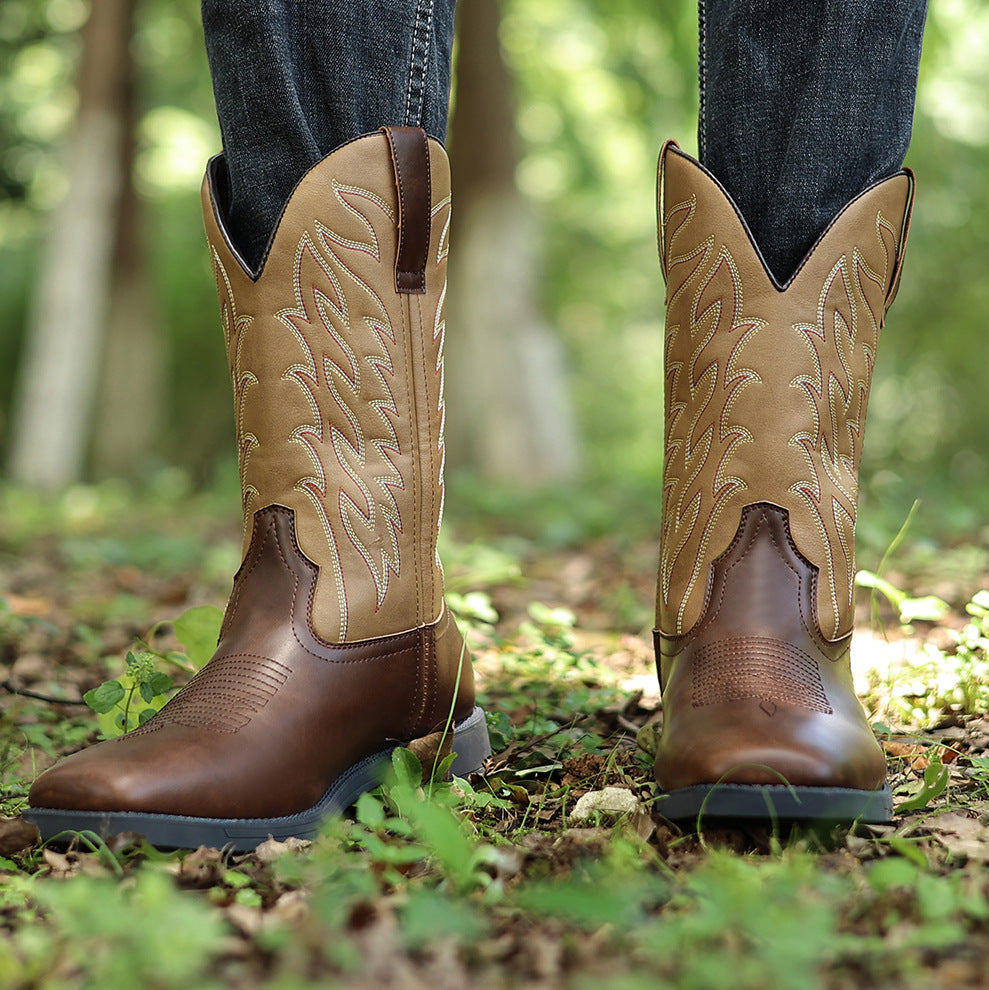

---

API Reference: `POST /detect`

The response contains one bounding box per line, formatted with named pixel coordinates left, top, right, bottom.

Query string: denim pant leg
left=201, top=0, right=457, bottom=271
left=699, top=0, right=928, bottom=284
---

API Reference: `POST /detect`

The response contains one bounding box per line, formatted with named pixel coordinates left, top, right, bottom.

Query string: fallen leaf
left=0, top=817, right=40, bottom=856
left=225, top=902, right=264, bottom=937
left=884, top=741, right=934, bottom=771
left=268, top=890, right=310, bottom=926
left=5, top=594, right=53, bottom=617
left=42, top=848, right=76, bottom=877
left=176, top=845, right=227, bottom=887
left=923, top=811, right=989, bottom=862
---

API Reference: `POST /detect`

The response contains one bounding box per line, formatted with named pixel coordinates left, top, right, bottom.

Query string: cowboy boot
left=653, top=141, right=913, bottom=824
left=27, top=127, right=490, bottom=849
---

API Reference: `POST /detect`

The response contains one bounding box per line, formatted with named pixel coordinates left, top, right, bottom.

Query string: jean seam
left=404, top=0, right=435, bottom=127
left=697, top=0, right=707, bottom=162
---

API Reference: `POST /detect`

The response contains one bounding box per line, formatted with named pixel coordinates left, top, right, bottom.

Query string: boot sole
left=656, top=781, right=893, bottom=827
left=25, top=705, right=491, bottom=852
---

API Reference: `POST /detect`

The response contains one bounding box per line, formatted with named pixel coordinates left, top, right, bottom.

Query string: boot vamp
left=655, top=504, right=886, bottom=794
left=28, top=505, right=464, bottom=821
left=29, top=636, right=423, bottom=819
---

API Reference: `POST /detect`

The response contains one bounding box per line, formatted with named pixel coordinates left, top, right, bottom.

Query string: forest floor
left=1, top=476, right=988, bottom=989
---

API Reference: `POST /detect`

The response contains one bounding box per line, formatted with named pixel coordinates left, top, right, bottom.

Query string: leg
left=699, top=0, right=927, bottom=283
left=201, top=0, right=456, bottom=271
left=27, top=0, right=490, bottom=850
left=653, top=0, right=924, bottom=824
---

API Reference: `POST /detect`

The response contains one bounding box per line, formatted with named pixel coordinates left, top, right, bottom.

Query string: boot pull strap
left=382, top=126, right=431, bottom=295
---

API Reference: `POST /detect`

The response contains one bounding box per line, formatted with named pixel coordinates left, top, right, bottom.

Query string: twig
left=2, top=680, right=88, bottom=706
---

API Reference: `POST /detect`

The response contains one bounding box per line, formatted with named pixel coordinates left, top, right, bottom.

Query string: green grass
left=1, top=479, right=988, bottom=988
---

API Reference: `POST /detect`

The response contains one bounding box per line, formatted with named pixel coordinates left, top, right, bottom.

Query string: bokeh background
left=0, top=0, right=986, bottom=554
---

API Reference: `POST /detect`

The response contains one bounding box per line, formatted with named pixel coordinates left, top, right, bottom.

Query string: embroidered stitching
left=659, top=160, right=905, bottom=641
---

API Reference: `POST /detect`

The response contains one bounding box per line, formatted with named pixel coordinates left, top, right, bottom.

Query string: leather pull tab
left=382, top=126, right=431, bottom=294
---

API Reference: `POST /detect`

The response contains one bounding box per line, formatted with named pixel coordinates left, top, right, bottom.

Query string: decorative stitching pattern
left=788, top=213, right=897, bottom=639
left=404, top=0, right=436, bottom=127
left=283, top=188, right=406, bottom=618
left=129, top=656, right=292, bottom=735
left=658, top=152, right=909, bottom=641
left=691, top=636, right=833, bottom=714
left=211, top=137, right=450, bottom=643
left=210, top=247, right=259, bottom=519
left=431, top=195, right=451, bottom=568
left=659, top=193, right=764, bottom=633
left=227, top=180, right=418, bottom=639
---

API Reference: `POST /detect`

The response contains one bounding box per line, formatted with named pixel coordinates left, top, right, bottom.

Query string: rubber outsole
left=656, top=781, right=893, bottom=827
left=24, top=705, right=491, bottom=851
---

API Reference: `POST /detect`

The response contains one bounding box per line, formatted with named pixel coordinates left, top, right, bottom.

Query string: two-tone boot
left=27, top=127, right=490, bottom=849
left=653, top=142, right=913, bottom=824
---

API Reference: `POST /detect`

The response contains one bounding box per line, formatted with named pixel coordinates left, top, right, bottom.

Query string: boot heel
left=449, top=706, right=492, bottom=777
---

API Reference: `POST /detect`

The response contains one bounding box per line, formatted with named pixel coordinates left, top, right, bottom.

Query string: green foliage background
left=0, top=0, right=986, bottom=539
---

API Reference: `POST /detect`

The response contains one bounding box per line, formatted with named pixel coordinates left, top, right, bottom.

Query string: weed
left=83, top=605, right=223, bottom=738
left=861, top=584, right=989, bottom=725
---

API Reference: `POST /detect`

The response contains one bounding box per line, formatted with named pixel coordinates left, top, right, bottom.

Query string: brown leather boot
left=653, top=142, right=913, bottom=825
left=26, top=127, right=490, bottom=849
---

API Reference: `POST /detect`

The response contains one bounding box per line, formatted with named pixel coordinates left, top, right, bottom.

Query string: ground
left=1, top=477, right=988, bottom=989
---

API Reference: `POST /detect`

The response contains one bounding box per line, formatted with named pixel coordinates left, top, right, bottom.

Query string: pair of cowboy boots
left=26, top=129, right=912, bottom=847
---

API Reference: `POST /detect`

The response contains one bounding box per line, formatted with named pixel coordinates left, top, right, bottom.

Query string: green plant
left=896, top=750, right=950, bottom=813
left=964, top=755, right=989, bottom=798
left=860, top=582, right=989, bottom=726
left=856, top=500, right=950, bottom=633
left=33, top=870, right=226, bottom=989
left=83, top=605, right=223, bottom=739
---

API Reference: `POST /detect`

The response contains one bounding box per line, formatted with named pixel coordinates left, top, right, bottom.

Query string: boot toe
left=29, top=746, right=144, bottom=813
left=654, top=704, right=887, bottom=793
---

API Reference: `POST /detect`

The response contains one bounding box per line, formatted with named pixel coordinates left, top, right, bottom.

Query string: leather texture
left=383, top=125, right=431, bottom=294
left=653, top=143, right=913, bottom=796
left=29, top=129, right=476, bottom=821
left=207, top=128, right=452, bottom=645
left=655, top=503, right=886, bottom=792
left=30, top=507, right=473, bottom=818
left=657, top=143, right=913, bottom=642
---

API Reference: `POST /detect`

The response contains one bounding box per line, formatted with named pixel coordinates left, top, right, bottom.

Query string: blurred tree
left=91, top=1, right=163, bottom=477
left=8, top=0, right=158, bottom=487
left=447, top=0, right=581, bottom=485
left=0, top=0, right=984, bottom=539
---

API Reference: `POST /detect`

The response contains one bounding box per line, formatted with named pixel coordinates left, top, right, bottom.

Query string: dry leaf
left=925, top=811, right=989, bottom=862
left=42, top=848, right=76, bottom=877
left=0, top=817, right=40, bottom=856
left=5, top=594, right=53, bottom=617
left=225, top=902, right=264, bottom=937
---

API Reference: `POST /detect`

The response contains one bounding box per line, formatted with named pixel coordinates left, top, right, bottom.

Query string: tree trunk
left=446, top=0, right=580, bottom=485
left=91, top=24, right=163, bottom=478
left=8, top=0, right=136, bottom=488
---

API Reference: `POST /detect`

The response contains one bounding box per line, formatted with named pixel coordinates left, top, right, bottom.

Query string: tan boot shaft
left=205, top=128, right=453, bottom=645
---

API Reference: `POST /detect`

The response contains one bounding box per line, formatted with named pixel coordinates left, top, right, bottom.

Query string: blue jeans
left=202, top=0, right=927, bottom=281
left=700, top=0, right=927, bottom=281
left=202, top=0, right=455, bottom=271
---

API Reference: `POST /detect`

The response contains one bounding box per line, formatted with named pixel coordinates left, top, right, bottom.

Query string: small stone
left=570, top=786, right=640, bottom=821
left=254, top=836, right=311, bottom=863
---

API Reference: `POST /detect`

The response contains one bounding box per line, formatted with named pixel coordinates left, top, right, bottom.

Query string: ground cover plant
left=1, top=477, right=989, bottom=989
